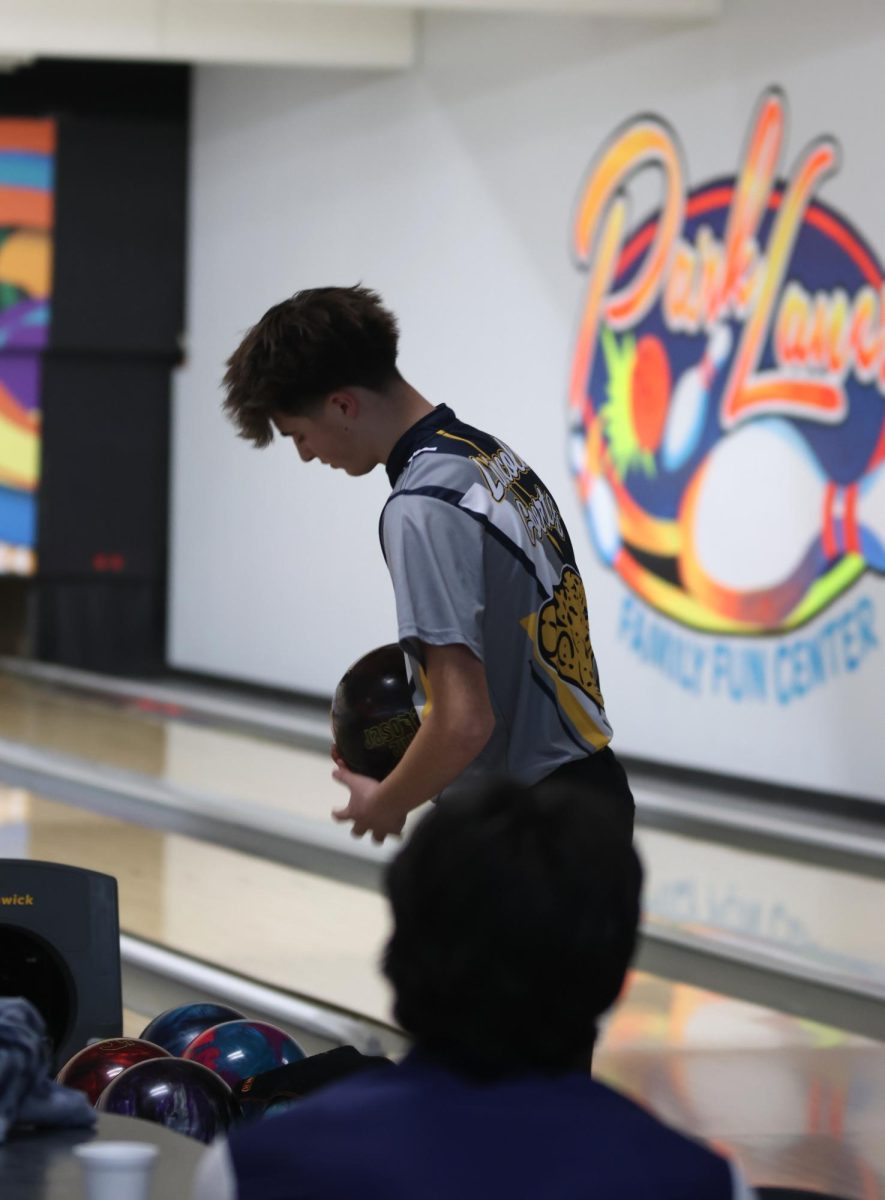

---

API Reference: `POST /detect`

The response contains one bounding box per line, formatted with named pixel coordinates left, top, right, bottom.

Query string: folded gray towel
left=0, top=997, right=95, bottom=1144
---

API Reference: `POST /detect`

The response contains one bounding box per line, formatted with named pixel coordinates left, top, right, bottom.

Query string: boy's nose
left=296, top=441, right=315, bottom=463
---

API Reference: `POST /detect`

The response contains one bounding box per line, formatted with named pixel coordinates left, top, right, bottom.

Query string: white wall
left=170, top=0, right=885, bottom=801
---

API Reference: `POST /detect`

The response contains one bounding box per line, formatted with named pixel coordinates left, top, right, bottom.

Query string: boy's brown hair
left=222, top=285, right=402, bottom=447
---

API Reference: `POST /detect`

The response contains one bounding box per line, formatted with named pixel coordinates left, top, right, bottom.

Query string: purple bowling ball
left=183, top=1019, right=306, bottom=1088
left=140, top=1002, right=246, bottom=1057
left=97, top=1056, right=238, bottom=1143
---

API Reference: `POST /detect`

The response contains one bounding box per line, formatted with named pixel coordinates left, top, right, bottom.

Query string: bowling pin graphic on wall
left=661, top=325, right=733, bottom=473
left=568, top=89, right=885, bottom=636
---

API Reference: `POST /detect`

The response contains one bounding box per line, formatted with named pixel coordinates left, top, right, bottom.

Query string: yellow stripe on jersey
left=417, top=661, right=434, bottom=720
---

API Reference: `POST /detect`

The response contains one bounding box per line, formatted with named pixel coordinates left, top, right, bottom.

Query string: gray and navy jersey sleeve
left=380, top=486, right=485, bottom=663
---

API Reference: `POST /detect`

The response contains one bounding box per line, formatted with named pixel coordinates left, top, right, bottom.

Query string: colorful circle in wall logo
left=568, top=89, right=885, bottom=635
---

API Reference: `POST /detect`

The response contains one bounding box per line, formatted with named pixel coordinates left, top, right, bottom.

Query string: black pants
left=545, top=746, right=635, bottom=842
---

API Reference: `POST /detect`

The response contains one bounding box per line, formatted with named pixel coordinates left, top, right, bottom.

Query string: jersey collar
left=385, top=403, right=457, bottom=486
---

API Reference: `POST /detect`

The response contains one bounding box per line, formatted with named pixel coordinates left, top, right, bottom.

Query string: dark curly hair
left=383, top=777, right=642, bottom=1079
left=222, top=286, right=402, bottom=447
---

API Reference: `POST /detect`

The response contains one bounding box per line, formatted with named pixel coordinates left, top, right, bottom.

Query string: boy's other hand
left=331, top=765, right=406, bottom=844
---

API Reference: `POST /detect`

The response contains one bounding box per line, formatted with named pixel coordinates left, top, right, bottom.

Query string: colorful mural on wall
left=0, top=118, right=55, bottom=575
left=569, top=90, right=885, bottom=641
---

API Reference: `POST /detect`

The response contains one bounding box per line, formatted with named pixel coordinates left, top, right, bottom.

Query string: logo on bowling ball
left=363, top=711, right=420, bottom=756
left=569, top=88, right=885, bottom=635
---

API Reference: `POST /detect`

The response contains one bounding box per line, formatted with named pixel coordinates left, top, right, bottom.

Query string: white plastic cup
left=74, top=1140, right=159, bottom=1200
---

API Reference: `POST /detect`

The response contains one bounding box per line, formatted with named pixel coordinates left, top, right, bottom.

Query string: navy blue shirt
left=226, top=1049, right=741, bottom=1200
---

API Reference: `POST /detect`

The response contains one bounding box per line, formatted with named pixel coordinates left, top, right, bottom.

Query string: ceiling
left=0, top=0, right=721, bottom=71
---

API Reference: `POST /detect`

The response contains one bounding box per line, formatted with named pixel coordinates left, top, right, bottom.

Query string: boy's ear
left=328, top=389, right=359, bottom=420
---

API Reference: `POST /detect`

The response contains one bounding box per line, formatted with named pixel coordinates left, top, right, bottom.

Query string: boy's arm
left=332, top=642, right=495, bottom=841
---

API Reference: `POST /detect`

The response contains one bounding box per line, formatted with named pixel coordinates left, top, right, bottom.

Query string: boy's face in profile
left=273, top=400, right=377, bottom=477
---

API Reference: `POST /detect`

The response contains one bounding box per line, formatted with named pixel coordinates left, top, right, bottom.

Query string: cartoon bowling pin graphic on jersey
left=661, top=324, right=733, bottom=472
left=679, top=417, right=885, bottom=626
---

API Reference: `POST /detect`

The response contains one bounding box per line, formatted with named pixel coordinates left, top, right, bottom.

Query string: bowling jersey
left=380, top=404, right=613, bottom=791
left=204, top=1049, right=755, bottom=1200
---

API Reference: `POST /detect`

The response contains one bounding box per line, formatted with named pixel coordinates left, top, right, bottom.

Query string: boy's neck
left=374, top=379, right=436, bottom=465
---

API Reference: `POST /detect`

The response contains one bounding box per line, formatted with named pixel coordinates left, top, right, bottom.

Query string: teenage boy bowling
left=223, top=286, right=634, bottom=843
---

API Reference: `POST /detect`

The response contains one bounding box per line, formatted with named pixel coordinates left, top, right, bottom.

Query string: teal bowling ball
left=183, top=1019, right=306, bottom=1088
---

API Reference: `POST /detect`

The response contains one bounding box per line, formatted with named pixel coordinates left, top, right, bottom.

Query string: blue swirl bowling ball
left=183, top=1019, right=306, bottom=1087
left=140, top=1002, right=246, bottom=1057
left=97, top=1056, right=238, bottom=1143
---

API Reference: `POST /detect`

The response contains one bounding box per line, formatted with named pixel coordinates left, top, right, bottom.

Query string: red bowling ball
left=56, top=1037, right=172, bottom=1106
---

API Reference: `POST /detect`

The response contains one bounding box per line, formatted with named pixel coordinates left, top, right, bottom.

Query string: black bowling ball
left=331, top=644, right=419, bottom=780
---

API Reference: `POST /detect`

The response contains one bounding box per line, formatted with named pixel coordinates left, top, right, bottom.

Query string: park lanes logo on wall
left=568, top=88, right=885, bottom=655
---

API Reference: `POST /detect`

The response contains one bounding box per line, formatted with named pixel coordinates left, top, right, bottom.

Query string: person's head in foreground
left=198, top=780, right=757, bottom=1199
left=222, top=285, right=425, bottom=477
left=384, top=775, right=641, bottom=1077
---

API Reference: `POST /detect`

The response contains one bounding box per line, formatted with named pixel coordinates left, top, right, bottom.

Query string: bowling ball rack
left=120, top=932, right=409, bottom=1062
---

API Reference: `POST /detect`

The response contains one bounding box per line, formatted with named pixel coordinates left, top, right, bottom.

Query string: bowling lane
left=595, top=973, right=885, bottom=1198
left=640, top=826, right=885, bottom=995
left=3, top=783, right=883, bottom=1198
left=0, top=674, right=169, bottom=775
left=0, top=671, right=408, bottom=888
left=0, top=673, right=338, bottom=822
left=0, top=785, right=394, bottom=1026
left=2, top=667, right=884, bottom=1038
